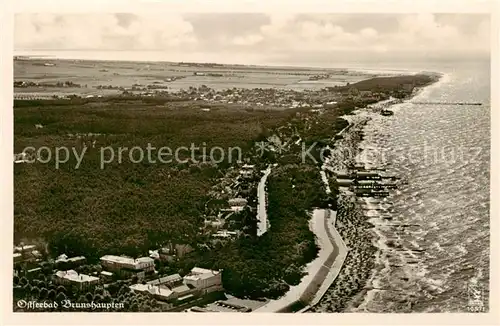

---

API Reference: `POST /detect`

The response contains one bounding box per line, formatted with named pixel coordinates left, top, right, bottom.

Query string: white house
left=54, top=270, right=99, bottom=290
left=183, top=267, right=223, bottom=294
left=130, top=283, right=175, bottom=301
left=100, top=255, right=155, bottom=273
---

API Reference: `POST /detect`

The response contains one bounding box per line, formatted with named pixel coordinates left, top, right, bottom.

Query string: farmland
left=14, top=58, right=381, bottom=96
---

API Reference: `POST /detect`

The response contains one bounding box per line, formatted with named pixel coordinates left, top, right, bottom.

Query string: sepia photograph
left=2, top=0, right=499, bottom=324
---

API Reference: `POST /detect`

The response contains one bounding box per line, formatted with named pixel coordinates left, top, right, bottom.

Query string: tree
left=48, top=289, right=57, bottom=300
left=39, top=287, right=48, bottom=299
left=129, top=303, right=139, bottom=312
left=55, top=292, right=66, bottom=311
left=56, top=285, right=67, bottom=295
left=94, top=286, right=104, bottom=296
left=22, top=284, right=32, bottom=295
left=102, top=293, right=112, bottom=303
left=85, top=292, right=94, bottom=303
left=15, top=263, right=23, bottom=275
left=118, top=285, right=129, bottom=296
left=19, top=276, right=28, bottom=286
left=31, top=286, right=41, bottom=298
left=94, top=294, right=103, bottom=303
left=141, top=304, right=152, bottom=312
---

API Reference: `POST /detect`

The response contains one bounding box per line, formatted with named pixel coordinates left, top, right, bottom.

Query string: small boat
left=381, top=109, right=394, bottom=116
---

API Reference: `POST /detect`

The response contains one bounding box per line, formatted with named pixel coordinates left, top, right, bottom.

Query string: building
left=228, top=198, right=248, bottom=207
left=135, top=257, right=155, bottom=271
left=193, top=301, right=252, bottom=313
left=158, top=248, right=176, bottom=263
left=150, top=243, right=194, bottom=263
left=54, top=270, right=99, bottom=290
left=204, top=217, right=225, bottom=229
left=130, top=283, right=176, bottom=302
left=212, top=230, right=238, bottom=240
left=14, top=244, right=37, bottom=253
left=183, top=267, right=223, bottom=294
left=14, top=152, right=31, bottom=163
left=130, top=279, right=197, bottom=303
left=55, top=254, right=86, bottom=269
left=13, top=253, right=22, bottom=263
left=26, top=267, right=43, bottom=278
left=171, top=283, right=194, bottom=299
left=100, top=271, right=113, bottom=282
left=238, top=164, right=255, bottom=179
left=147, top=274, right=183, bottom=287
left=13, top=245, right=42, bottom=263
left=100, top=255, right=155, bottom=272
left=100, top=255, right=155, bottom=279
left=149, top=250, right=161, bottom=260
left=239, top=170, right=253, bottom=179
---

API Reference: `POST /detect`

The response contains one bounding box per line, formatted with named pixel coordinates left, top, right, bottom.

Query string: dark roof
left=147, top=274, right=182, bottom=285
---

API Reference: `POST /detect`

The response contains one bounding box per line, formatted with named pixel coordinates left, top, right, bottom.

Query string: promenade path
left=254, top=209, right=347, bottom=312
left=257, top=166, right=272, bottom=237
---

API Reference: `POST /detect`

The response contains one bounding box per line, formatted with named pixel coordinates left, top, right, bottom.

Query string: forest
left=14, top=99, right=296, bottom=261
left=14, top=74, right=436, bottom=300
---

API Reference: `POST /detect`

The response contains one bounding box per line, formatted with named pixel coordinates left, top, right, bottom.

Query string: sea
left=346, top=60, right=490, bottom=312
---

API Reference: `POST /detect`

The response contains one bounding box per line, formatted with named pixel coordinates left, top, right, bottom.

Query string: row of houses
left=14, top=93, right=62, bottom=100
left=130, top=267, right=222, bottom=303
left=202, top=163, right=258, bottom=241
left=49, top=254, right=156, bottom=290
left=13, top=244, right=42, bottom=264
left=15, top=242, right=223, bottom=306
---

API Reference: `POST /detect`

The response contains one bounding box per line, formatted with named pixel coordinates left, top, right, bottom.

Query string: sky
left=14, top=13, right=491, bottom=66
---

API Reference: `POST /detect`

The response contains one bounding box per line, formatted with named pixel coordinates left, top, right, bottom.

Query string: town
left=13, top=70, right=436, bottom=312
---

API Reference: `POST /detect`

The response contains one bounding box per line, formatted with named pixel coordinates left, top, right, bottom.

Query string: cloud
left=253, top=13, right=489, bottom=56
left=360, top=27, right=378, bottom=39
left=14, top=13, right=490, bottom=64
left=232, top=34, right=263, bottom=46
left=15, top=13, right=197, bottom=50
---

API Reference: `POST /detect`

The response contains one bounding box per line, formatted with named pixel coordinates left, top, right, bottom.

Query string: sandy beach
left=310, top=82, right=441, bottom=312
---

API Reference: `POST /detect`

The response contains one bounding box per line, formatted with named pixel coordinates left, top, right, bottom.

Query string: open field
left=14, top=58, right=381, bottom=95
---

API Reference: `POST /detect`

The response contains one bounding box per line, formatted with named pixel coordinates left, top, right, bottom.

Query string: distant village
left=14, top=78, right=392, bottom=111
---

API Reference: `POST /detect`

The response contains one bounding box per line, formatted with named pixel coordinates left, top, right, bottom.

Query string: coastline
left=12, top=66, right=443, bottom=312
left=310, top=74, right=441, bottom=312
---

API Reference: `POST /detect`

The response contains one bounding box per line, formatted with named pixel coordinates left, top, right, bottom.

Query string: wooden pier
left=410, top=101, right=482, bottom=106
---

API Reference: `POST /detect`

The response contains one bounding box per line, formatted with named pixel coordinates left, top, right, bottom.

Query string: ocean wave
left=347, top=66, right=490, bottom=312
